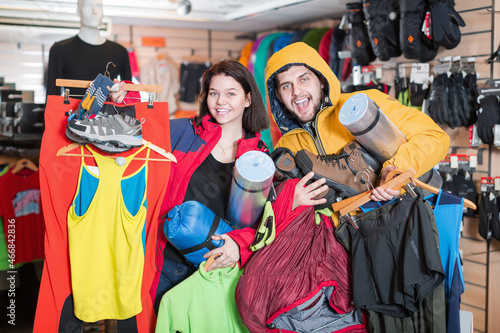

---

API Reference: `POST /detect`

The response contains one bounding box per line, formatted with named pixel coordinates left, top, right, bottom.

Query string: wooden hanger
left=56, top=140, right=177, bottom=163
left=332, top=169, right=417, bottom=217
left=332, top=168, right=476, bottom=217
left=12, top=158, right=39, bottom=174
left=383, top=168, right=477, bottom=210
left=203, top=254, right=236, bottom=271
left=56, top=79, right=162, bottom=93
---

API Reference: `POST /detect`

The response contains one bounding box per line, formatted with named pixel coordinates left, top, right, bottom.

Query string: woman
left=112, top=59, right=270, bottom=312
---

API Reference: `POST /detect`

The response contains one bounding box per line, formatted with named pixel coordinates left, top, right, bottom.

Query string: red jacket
left=152, top=115, right=268, bottom=298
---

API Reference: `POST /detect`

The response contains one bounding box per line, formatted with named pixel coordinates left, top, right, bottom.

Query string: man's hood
left=265, top=42, right=341, bottom=135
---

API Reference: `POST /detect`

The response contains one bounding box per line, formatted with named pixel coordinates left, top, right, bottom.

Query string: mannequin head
left=77, top=0, right=103, bottom=29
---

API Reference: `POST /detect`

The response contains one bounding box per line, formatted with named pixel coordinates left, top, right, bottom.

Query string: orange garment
left=34, top=96, right=171, bottom=332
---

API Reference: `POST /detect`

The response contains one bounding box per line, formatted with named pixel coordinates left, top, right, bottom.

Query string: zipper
left=282, top=111, right=327, bottom=155
left=313, top=107, right=327, bottom=155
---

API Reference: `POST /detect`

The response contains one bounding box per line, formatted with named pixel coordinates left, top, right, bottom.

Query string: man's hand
left=370, top=165, right=400, bottom=201
left=292, top=172, right=329, bottom=210
left=109, top=79, right=127, bottom=104
left=203, top=234, right=240, bottom=272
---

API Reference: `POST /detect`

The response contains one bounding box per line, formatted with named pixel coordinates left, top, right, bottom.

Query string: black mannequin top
left=45, top=35, right=132, bottom=98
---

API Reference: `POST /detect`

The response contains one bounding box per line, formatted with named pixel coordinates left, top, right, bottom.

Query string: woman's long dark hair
left=195, top=60, right=269, bottom=133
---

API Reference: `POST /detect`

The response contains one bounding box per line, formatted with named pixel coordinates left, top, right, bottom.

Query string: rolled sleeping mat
left=227, top=150, right=275, bottom=229
left=339, top=93, right=407, bottom=163
left=164, top=201, right=234, bottom=267
left=339, top=92, right=442, bottom=191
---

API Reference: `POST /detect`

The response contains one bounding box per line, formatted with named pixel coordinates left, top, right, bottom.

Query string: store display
left=34, top=96, right=172, bottom=332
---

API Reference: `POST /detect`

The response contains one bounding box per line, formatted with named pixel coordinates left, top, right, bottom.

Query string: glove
left=477, top=95, right=500, bottom=144
left=77, top=73, right=114, bottom=120
left=495, top=194, right=500, bottom=241
left=429, top=2, right=466, bottom=49
left=427, top=73, right=449, bottom=124
left=478, top=192, right=499, bottom=241
left=453, top=169, right=478, bottom=217
left=446, top=74, right=463, bottom=129
left=346, top=2, right=376, bottom=65
left=409, top=82, right=428, bottom=107
left=463, top=73, right=479, bottom=126
left=454, top=73, right=472, bottom=127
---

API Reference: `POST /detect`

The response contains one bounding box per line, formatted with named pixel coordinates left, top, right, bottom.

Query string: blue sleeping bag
left=164, top=201, right=234, bottom=267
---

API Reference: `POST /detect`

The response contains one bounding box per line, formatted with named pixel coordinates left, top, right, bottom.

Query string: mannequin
left=45, top=0, right=131, bottom=98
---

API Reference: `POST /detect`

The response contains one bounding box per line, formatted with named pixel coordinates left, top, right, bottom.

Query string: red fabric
left=319, top=28, right=334, bottom=65
left=235, top=179, right=366, bottom=333
left=0, top=169, right=44, bottom=265
left=34, top=96, right=171, bottom=332
left=128, top=48, right=141, bottom=79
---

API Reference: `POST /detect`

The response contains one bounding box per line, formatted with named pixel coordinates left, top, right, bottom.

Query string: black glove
left=346, top=2, right=376, bottom=65
left=493, top=194, right=500, bottom=241
left=447, top=74, right=463, bottom=129
left=428, top=73, right=449, bottom=124
left=453, top=169, right=478, bottom=217
left=409, top=82, right=428, bottom=107
left=477, top=95, right=500, bottom=144
left=463, top=73, right=479, bottom=126
left=454, top=73, right=472, bottom=127
left=478, top=191, right=499, bottom=241
left=429, top=2, right=466, bottom=49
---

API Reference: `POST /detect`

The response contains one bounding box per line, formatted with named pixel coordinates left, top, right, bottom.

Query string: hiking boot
left=271, top=147, right=304, bottom=182
left=65, top=128, right=130, bottom=154
left=270, top=147, right=340, bottom=209
left=67, top=113, right=142, bottom=147
left=295, top=141, right=381, bottom=198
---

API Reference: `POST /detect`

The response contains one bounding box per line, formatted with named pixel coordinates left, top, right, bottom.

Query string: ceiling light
left=177, top=0, right=192, bottom=16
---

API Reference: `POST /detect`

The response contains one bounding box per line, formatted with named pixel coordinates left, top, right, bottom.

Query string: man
left=234, top=42, right=450, bottom=332
left=265, top=42, right=450, bottom=212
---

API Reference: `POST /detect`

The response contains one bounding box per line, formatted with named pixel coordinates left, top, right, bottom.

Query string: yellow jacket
left=265, top=42, right=450, bottom=178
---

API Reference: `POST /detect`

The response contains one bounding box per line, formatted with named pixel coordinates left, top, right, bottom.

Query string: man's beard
left=292, top=98, right=323, bottom=124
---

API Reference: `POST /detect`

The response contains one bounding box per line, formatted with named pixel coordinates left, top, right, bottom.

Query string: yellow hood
left=265, top=42, right=341, bottom=135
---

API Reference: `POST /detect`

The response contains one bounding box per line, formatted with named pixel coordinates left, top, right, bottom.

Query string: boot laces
left=316, top=152, right=349, bottom=167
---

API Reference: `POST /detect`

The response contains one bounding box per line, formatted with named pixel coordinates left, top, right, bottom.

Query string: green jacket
left=155, top=264, right=248, bottom=333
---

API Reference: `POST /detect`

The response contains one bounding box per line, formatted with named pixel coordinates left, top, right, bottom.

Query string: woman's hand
left=203, top=234, right=240, bottom=272
left=109, top=79, right=127, bottom=104
left=370, top=165, right=400, bottom=201
left=292, top=172, right=328, bottom=210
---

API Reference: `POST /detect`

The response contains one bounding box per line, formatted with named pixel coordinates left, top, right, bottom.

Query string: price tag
left=450, top=155, right=459, bottom=169
left=469, top=155, right=477, bottom=169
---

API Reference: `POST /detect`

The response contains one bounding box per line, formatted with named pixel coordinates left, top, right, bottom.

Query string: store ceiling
left=0, top=0, right=347, bottom=33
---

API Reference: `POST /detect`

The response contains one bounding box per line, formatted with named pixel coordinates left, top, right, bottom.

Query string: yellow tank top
left=68, top=144, right=150, bottom=321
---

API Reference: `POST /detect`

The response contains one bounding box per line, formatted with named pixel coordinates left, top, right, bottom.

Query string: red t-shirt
left=0, top=169, right=44, bottom=265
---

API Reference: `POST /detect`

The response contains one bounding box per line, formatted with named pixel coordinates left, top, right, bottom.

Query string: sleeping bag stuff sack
left=399, top=0, right=438, bottom=62
left=346, top=2, right=376, bottom=66
left=362, top=0, right=402, bottom=61
left=164, top=201, right=234, bottom=267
